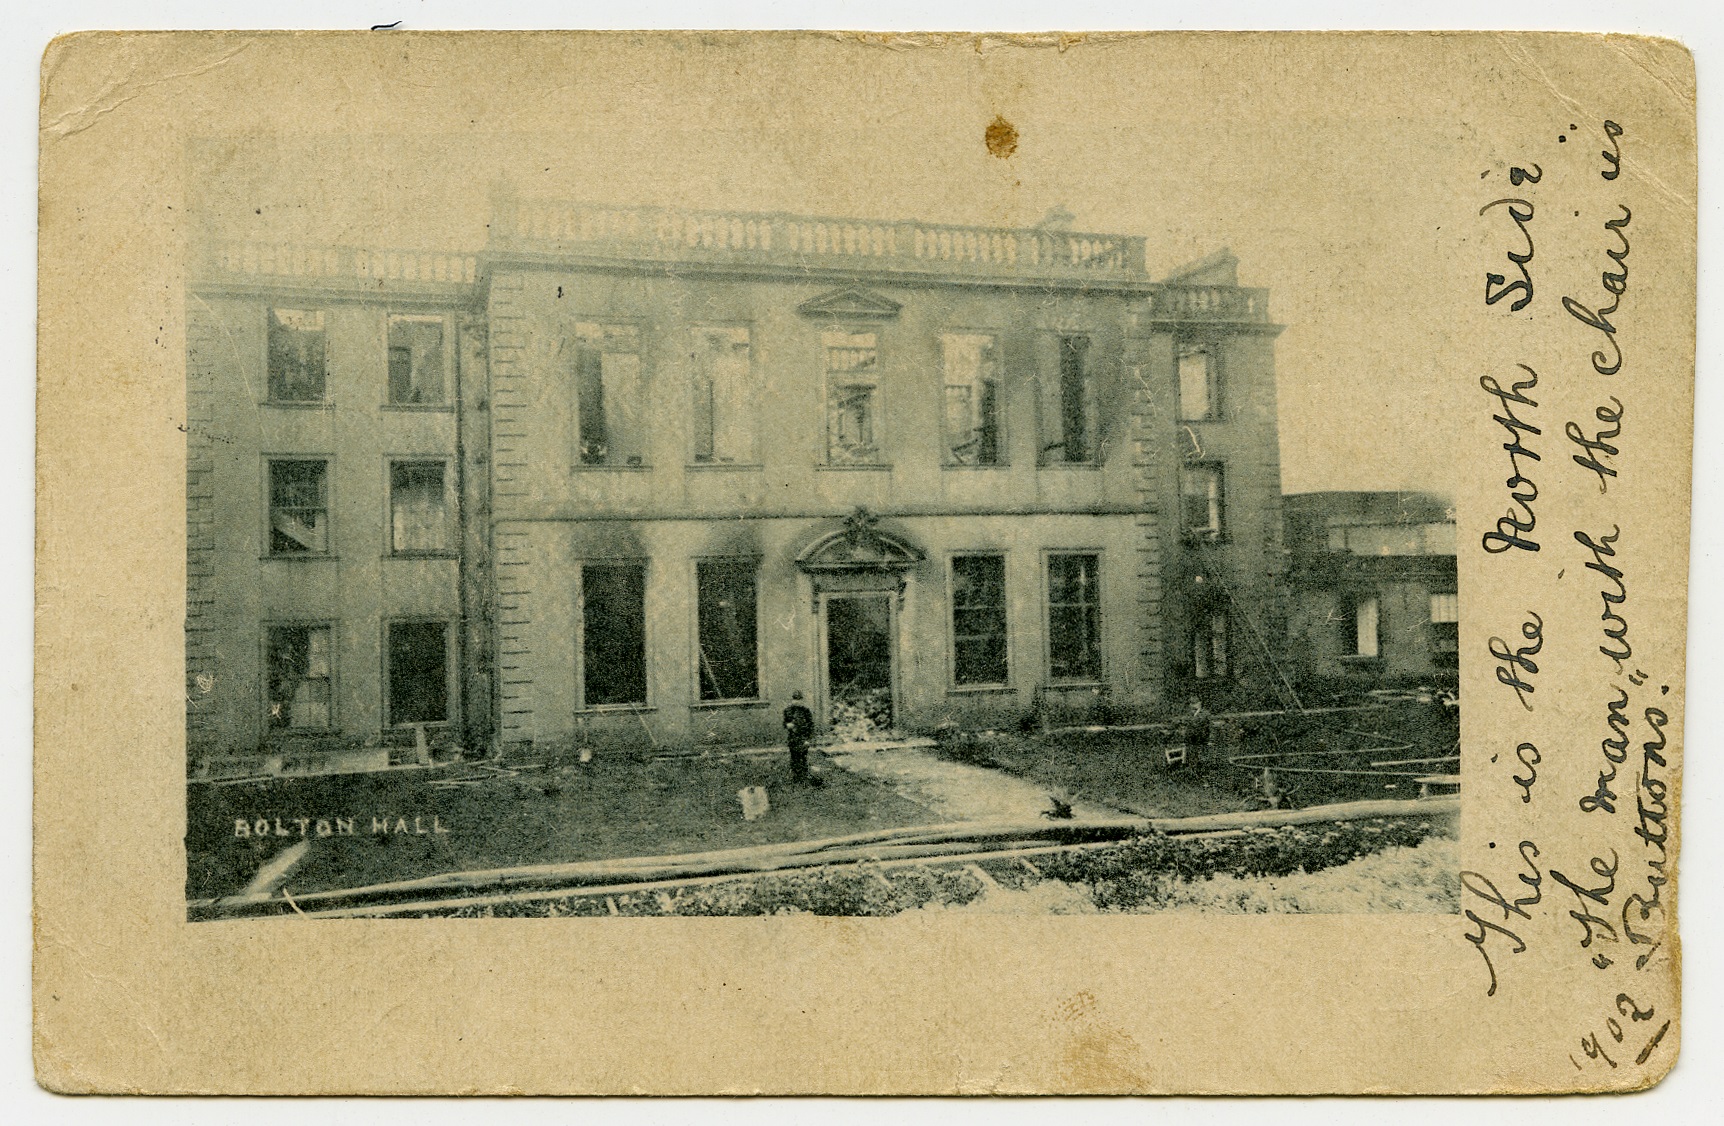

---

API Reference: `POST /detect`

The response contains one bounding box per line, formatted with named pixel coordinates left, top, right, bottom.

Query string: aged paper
left=34, top=31, right=1693, bottom=1094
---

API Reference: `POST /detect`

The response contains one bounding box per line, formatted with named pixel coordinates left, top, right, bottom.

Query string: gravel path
left=821, top=738, right=1121, bottom=822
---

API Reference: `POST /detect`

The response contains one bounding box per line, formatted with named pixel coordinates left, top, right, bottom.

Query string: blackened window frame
left=949, top=553, right=1010, bottom=688
left=579, top=561, right=650, bottom=709
left=695, top=557, right=762, bottom=703
left=1193, top=605, right=1232, bottom=680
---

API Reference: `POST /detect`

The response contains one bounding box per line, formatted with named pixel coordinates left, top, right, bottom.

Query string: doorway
left=822, top=593, right=896, bottom=736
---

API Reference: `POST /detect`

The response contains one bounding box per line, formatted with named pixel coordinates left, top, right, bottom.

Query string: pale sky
left=183, top=36, right=1506, bottom=497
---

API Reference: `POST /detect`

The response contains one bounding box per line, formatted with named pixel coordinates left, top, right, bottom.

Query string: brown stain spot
left=985, top=115, right=1019, bottom=159
left=1051, top=990, right=1152, bottom=1091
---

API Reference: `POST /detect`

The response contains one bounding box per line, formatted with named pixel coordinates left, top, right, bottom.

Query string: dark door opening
left=824, top=594, right=894, bottom=734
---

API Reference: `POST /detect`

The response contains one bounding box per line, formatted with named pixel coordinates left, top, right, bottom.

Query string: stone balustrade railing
left=492, top=199, right=1148, bottom=282
left=196, top=240, right=479, bottom=289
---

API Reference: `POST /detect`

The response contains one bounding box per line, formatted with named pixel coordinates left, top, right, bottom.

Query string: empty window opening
left=942, top=334, right=1002, bottom=465
left=583, top=564, right=647, bottom=706
left=268, top=459, right=329, bottom=554
left=388, top=620, right=450, bottom=726
left=691, top=326, right=755, bottom=463
left=1430, top=591, right=1459, bottom=667
left=951, top=554, right=1009, bottom=685
left=1194, top=609, right=1230, bottom=679
left=267, top=624, right=332, bottom=730
left=573, top=323, right=646, bottom=466
left=390, top=461, right=448, bottom=553
left=1344, top=594, right=1382, bottom=658
left=1180, top=464, right=1225, bottom=538
left=267, top=308, right=327, bottom=402
left=1050, top=334, right=1097, bottom=463
left=824, top=330, right=880, bottom=464
left=1178, top=348, right=1218, bottom=421
left=387, top=314, right=445, bottom=404
left=696, top=559, right=760, bottom=700
left=1048, top=554, right=1102, bottom=681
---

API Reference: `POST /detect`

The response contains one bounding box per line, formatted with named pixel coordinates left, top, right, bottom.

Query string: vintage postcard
left=34, top=31, right=1694, bottom=1093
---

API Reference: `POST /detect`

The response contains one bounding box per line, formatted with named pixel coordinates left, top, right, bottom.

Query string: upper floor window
left=824, top=329, right=881, bottom=464
left=387, top=314, right=446, bottom=405
left=389, top=460, right=450, bottom=554
left=267, top=308, right=326, bottom=402
left=268, top=459, right=329, bottom=555
left=690, top=326, right=756, bottom=464
left=573, top=322, right=646, bottom=467
left=1043, top=334, right=1098, bottom=464
left=1177, top=347, right=1220, bottom=421
left=942, top=333, right=1002, bottom=466
left=1180, top=463, right=1226, bottom=539
left=1047, top=553, right=1102, bottom=681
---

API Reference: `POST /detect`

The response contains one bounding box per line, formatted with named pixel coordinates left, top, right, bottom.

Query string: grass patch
left=187, top=750, right=934, bottom=900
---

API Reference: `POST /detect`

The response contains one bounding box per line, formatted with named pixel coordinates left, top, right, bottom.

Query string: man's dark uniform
left=782, top=698, right=815, bottom=783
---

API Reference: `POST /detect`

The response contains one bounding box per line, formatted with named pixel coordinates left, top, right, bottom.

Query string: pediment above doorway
left=795, top=507, right=925, bottom=574
left=796, top=286, right=903, bottom=321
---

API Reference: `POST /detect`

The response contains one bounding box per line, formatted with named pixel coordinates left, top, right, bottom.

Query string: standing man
left=782, top=691, right=815, bottom=784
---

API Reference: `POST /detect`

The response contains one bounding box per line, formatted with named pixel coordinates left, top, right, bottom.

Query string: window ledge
left=686, top=462, right=765, bottom=472
left=259, top=400, right=333, bottom=410
left=261, top=554, right=339, bottom=562
left=570, top=464, right=654, bottom=473
left=942, top=463, right=1011, bottom=471
left=386, top=551, right=458, bottom=560
left=576, top=704, right=657, bottom=715
left=947, top=685, right=1018, bottom=696
left=1039, top=462, right=1103, bottom=471
left=380, top=403, right=455, bottom=413
left=1044, top=679, right=1106, bottom=690
left=1338, top=654, right=1385, bottom=666
left=690, top=698, right=770, bottom=711
left=816, top=463, right=893, bottom=472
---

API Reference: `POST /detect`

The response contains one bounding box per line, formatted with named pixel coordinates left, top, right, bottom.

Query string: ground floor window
left=583, top=563, right=647, bottom=706
left=951, top=554, right=1008, bottom=685
left=1343, top=593, right=1381, bottom=658
left=266, top=624, right=332, bottom=730
left=1194, top=608, right=1230, bottom=679
left=1430, top=591, right=1459, bottom=668
left=388, top=620, right=450, bottom=726
left=696, top=559, right=759, bottom=701
left=1047, top=553, right=1102, bottom=681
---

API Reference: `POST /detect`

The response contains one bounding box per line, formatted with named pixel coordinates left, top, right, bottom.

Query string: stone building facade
left=1282, top=491, right=1459, bottom=700
left=185, top=201, right=1289, bottom=774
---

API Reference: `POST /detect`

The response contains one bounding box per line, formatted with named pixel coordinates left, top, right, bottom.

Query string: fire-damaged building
left=185, top=198, right=1291, bottom=776
left=1282, top=490, right=1459, bottom=699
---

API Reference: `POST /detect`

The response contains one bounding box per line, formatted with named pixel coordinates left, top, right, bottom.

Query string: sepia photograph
left=182, top=110, right=1461, bottom=921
